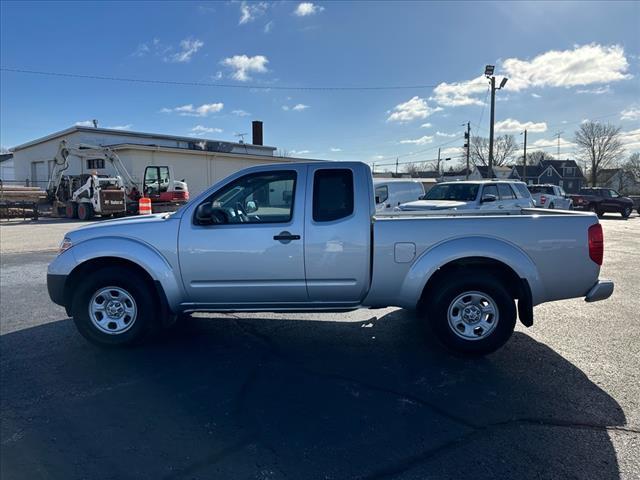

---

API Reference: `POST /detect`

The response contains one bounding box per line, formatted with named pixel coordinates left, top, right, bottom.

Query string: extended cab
left=48, top=162, right=614, bottom=355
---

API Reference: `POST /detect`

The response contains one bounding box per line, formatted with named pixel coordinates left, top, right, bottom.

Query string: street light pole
left=488, top=75, right=496, bottom=179
left=484, top=65, right=508, bottom=180
left=522, top=129, right=527, bottom=181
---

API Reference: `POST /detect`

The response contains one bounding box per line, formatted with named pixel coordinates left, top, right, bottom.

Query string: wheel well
left=420, top=257, right=526, bottom=304
left=64, top=257, right=158, bottom=310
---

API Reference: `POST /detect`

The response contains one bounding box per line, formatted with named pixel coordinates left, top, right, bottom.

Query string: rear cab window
left=313, top=169, right=354, bottom=222
left=375, top=185, right=389, bottom=204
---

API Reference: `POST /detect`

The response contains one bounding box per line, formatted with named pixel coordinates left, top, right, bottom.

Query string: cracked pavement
left=1, top=215, right=639, bottom=479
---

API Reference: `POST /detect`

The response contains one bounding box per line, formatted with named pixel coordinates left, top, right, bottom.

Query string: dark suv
left=569, top=187, right=634, bottom=218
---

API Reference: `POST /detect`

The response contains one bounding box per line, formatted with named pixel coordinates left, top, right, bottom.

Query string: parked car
left=48, top=162, right=613, bottom=356
left=396, top=180, right=534, bottom=212
left=373, top=178, right=425, bottom=212
left=568, top=187, right=634, bottom=218
left=527, top=184, right=573, bottom=209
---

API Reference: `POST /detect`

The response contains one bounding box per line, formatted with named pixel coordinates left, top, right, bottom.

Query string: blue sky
left=1, top=1, right=639, bottom=170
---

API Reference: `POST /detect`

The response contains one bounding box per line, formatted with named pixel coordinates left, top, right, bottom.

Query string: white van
left=374, top=178, right=425, bottom=212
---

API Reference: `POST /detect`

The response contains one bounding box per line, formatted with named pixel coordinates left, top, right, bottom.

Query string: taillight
left=588, top=223, right=603, bottom=265
left=540, top=195, right=546, bottom=205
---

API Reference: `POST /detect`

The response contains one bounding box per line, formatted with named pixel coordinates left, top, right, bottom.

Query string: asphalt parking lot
left=1, top=214, right=639, bottom=479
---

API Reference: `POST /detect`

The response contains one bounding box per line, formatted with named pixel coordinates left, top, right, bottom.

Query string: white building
left=11, top=122, right=297, bottom=196
left=0, top=153, right=15, bottom=181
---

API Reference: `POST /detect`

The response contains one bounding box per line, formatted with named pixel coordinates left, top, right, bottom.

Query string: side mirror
left=195, top=202, right=214, bottom=225
left=245, top=200, right=258, bottom=213
left=481, top=194, right=497, bottom=203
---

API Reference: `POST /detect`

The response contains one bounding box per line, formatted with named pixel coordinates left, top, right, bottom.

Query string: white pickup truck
left=48, top=161, right=613, bottom=355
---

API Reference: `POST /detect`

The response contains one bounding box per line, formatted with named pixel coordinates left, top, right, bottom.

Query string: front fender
left=397, top=236, right=544, bottom=308
left=49, top=236, right=183, bottom=312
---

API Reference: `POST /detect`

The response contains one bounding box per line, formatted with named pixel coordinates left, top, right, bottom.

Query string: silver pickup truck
left=48, top=161, right=613, bottom=355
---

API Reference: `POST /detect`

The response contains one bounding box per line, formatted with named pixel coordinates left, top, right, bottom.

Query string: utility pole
left=437, top=148, right=441, bottom=175
left=484, top=65, right=508, bottom=180
left=553, top=131, right=564, bottom=157
left=465, top=122, right=471, bottom=180
left=395, top=157, right=399, bottom=176
left=522, top=129, right=528, bottom=180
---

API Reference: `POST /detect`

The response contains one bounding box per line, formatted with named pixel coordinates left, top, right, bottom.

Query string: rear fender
left=397, top=236, right=543, bottom=308
left=64, top=237, right=183, bottom=311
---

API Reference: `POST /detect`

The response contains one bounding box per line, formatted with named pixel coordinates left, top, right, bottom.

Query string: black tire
left=621, top=206, right=631, bottom=219
left=71, top=266, right=157, bottom=346
left=65, top=201, right=78, bottom=219
left=423, top=272, right=517, bottom=356
left=588, top=203, right=602, bottom=217
left=548, top=203, right=554, bottom=209
left=77, top=202, right=94, bottom=221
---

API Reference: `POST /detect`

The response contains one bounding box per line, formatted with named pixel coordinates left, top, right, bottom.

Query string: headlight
left=58, top=237, right=73, bottom=255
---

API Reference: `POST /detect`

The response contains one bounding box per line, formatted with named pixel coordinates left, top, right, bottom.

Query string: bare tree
left=470, top=135, right=517, bottom=167
left=524, top=150, right=555, bottom=165
left=574, top=121, right=625, bottom=186
left=623, top=152, right=640, bottom=180
left=404, top=161, right=436, bottom=176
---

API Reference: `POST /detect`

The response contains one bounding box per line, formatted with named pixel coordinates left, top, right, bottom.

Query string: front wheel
left=71, top=266, right=157, bottom=346
left=77, top=202, right=94, bottom=221
left=621, top=206, right=631, bottom=219
left=423, top=273, right=516, bottom=356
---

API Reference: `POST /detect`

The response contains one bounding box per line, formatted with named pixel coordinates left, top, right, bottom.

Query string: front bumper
left=585, top=280, right=614, bottom=302
left=47, top=274, right=68, bottom=307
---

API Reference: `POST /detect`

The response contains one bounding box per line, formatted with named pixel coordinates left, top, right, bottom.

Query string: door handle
left=274, top=231, right=301, bottom=242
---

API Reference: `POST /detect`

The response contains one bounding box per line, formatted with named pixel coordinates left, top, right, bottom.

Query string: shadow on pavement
left=1, top=310, right=627, bottom=480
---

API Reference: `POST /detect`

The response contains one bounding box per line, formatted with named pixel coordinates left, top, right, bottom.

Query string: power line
left=0, top=67, right=439, bottom=91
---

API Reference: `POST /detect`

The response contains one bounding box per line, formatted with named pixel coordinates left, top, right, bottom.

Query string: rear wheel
left=71, top=266, right=156, bottom=346
left=423, top=273, right=516, bottom=356
left=548, top=202, right=555, bottom=209
left=589, top=204, right=603, bottom=217
left=77, top=202, right=94, bottom=221
left=65, top=201, right=78, bottom=219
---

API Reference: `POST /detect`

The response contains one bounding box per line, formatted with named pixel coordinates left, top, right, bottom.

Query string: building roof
left=442, top=167, right=472, bottom=177
left=12, top=125, right=277, bottom=153
left=475, top=165, right=512, bottom=178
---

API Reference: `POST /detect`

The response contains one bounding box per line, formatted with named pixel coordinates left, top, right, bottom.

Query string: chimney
left=252, top=120, right=263, bottom=146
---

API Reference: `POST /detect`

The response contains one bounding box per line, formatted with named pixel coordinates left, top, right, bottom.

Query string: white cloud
left=107, top=124, right=133, bottom=131
left=239, top=1, right=268, bottom=24
left=531, top=93, right=542, bottom=98
left=440, top=146, right=463, bottom=157
left=232, top=109, right=251, bottom=117
left=294, top=2, right=324, bottom=16
left=620, top=128, right=640, bottom=152
left=530, top=138, right=577, bottom=152
left=264, top=20, right=274, bottom=33
left=372, top=155, right=385, bottom=160
left=283, top=103, right=310, bottom=111
left=190, top=125, right=223, bottom=136
left=436, top=131, right=459, bottom=138
left=162, top=102, right=224, bottom=117
left=75, top=120, right=95, bottom=127
left=400, top=135, right=434, bottom=146
left=132, top=38, right=203, bottom=63
left=503, top=44, right=631, bottom=91
left=576, top=85, right=612, bottom=95
left=431, top=76, right=488, bottom=107
left=221, top=54, right=269, bottom=81
left=621, top=108, right=640, bottom=121
left=387, top=96, right=442, bottom=123
left=291, top=149, right=311, bottom=155
left=167, top=38, right=204, bottom=63
left=330, top=147, right=342, bottom=152
left=420, top=123, right=432, bottom=128
left=494, top=118, right=548, bottom=133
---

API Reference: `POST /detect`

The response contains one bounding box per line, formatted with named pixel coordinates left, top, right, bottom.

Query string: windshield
left=424, top=184, right=479, bottom=201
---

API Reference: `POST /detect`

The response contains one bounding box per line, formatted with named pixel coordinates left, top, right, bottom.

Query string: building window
left=87, top=158, right=105, bottom=169
left=567, top=181, right=573, bottom=189
left=565, top=167, right=574, bottom=176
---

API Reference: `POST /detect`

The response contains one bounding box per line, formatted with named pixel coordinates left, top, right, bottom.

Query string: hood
left=398, top=200, right=469, bottom=211
left=66, top=213, right=177, bottom=242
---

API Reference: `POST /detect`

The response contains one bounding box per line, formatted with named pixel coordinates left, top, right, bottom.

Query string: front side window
left=482, top=185, right=499, bottom=199
left=514, top=183, right=532, bottom=198
left=498, top=184, right=516, bottom=199
left=313, top=169, right=354, bottom=222
left=375, top=185, right=389, bottom=204
left=197, top=170, right=296, bottom=225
